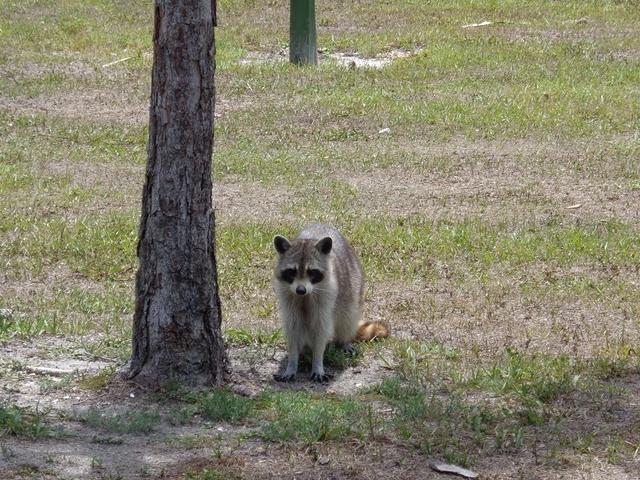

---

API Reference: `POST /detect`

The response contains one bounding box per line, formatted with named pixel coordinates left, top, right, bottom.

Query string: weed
left=90, top=456, right=104, bottom=469
left=82, top=335, right=132, bottom=362
left=0, top=404, right=50, bottom=438
left=200, top=389, right=255, bottom=424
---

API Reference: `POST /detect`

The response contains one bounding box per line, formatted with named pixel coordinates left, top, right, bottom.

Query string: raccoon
left=272, top=224, right=389, bottom=382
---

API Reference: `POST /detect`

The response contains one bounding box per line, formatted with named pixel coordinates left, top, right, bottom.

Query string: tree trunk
left=127, top=0, right=226, bottom=387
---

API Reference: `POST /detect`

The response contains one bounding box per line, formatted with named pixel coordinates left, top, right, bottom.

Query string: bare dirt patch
left=238, top=48, right=423, bottom=69
left=0, top=90, right=148, bottom=125
left=503, top=24, right=639, bottom=44
left=368, top=276, right=640, bottom=359
left=0, top=61, right=101, bottom=81
left=0, top=335, right=396, bottom=479
left=4, top=157, right=292, bottom=226
left=342, top=138, right=640, bottom=224
left=215, top=178, right=295, bottom=224
left=328, top=48, right=423, bottom=69
left=347, top=167, right=639, bottom=224
left=0, top=85, right=243, bottom=125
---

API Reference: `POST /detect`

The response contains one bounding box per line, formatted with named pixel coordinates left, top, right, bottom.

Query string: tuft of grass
left=81, top=408, right=160, bottom=434
left=0, top=283, right=133, bottom=341
left=166, top=405, right=200, bottom=426
left=259, top=391, right=366, bottom=444
left=470, top=348, right=577, bottom=408
left=370, top=377, right=429, bottom=420
left=39, top=373, right=77, bottom=393
left=371, top=376, right=524, bottom=463
left=200, top=389, right=255, bottom=424
left=0, top=308, right=62, bottom=341
left=224, top=327, right=283, bottom=347
left=91, top=435, right=124, bottom=445
left=352, top=218, right=640, bottom=282
left=297, top=342, right=363, bottom=371
left=1, top=211, right=138, bottom=281
left=81, top=334, right=132, bottom=362
left=0, top=404, right=51, bottom=438
left=78, top=366, right=117, bottom=390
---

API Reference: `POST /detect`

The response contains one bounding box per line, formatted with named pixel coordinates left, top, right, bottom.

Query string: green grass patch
left=78, top=366, right=117, bottom=390
left=259, top=390, right=368, bottom=444
left=200, top=389, right=255, bottom=424
left=0, top=211, right=137, bottom=280
left=0, top=308, right=63, bottom=341
left=378, top=339, right=639, bottom=461
left=473, top=348, right=576, bottom=402
left=224, top=327, right=283, bottom=347
left=0, top=403, right=51, bottom=438
left=81, top=407, right=160, bottom=434
left=0, top=283, right=132, bottom=341
left=80, top=333, right=132, bottom=362
left=165, top=433, right=221, bottom=450
left=370, top=376, right=520, bottom=464
left=0, top=1, right=152, bottom=63
left=216, top=219, right=639, bottom=289
left=39, top=373, right=77, bottom=393
left=354, top=218, right=640, bottom=280
left=0, top=112, right=147, bottom=164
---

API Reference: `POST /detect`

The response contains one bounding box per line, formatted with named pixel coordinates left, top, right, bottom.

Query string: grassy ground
left=1, top=0, right=639, bottom=478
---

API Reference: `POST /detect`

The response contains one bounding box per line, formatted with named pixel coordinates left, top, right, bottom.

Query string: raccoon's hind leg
left=334, top=341, right=356, bottom=356
left=333, top=305, right=361, bottom=356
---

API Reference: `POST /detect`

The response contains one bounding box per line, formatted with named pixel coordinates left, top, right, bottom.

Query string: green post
left=289, top=0, right=317, bottom=65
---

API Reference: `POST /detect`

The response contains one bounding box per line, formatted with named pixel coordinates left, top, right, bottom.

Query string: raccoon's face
left=273, top=235, right=332, bottom=296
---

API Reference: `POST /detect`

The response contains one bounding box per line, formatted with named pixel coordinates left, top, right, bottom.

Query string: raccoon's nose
left=295, top=285, right=307, bottom=295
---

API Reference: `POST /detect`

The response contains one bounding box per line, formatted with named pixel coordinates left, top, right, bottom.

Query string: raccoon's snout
left=295, top=285, right=307, bottom=295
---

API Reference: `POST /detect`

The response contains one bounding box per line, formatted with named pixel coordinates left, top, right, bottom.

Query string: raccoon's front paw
left=310, top=372, right=334, bottom=383
left=273, top=373, right=296, bottom=383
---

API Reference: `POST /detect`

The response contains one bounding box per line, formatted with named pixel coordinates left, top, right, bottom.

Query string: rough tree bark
left=127, top=0, right=226, bottom=387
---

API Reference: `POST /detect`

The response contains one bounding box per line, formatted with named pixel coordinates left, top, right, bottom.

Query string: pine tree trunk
left=127, top=0, right=226, bottom=387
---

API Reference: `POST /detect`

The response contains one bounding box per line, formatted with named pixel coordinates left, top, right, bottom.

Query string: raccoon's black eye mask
left=281, top=268, right=297, bottom=284
left=307, top=269, right=324, bottom=284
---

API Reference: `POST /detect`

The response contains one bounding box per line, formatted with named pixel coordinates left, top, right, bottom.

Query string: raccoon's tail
left=355, top=321, right=390, bottom=342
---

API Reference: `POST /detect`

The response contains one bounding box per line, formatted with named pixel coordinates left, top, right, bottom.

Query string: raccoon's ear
left=315, top=236, right=333, bottom=255
left=274, top=235, right=291, bottom=254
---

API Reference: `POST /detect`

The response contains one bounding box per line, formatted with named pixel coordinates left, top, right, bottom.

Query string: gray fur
left=272, top=224, right=364, bottom=382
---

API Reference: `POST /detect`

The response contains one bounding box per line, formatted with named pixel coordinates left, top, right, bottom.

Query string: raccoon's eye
left=280, top=268, right=297, bottom=284
left=308, top=269, right=324, bottom=284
